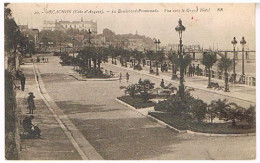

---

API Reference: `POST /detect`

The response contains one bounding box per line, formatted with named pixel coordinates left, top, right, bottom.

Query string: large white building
left=43, top=18, right=97, bottom=34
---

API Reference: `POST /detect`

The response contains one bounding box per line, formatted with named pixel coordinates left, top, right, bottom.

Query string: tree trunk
left=98, top=59, right=101, bottom=70
left=133, top=59, right=136, bottom=69
left=172, top=64, right=175, bottom=79
left=156, top=61, right=159, bottom=75
left=93, top=59, right=97, bottom=69
left=149, top=60, right=152, bottom=73
left=208, top=67, right=211, bottom=87
left=89, top=58, right=91, bottom=68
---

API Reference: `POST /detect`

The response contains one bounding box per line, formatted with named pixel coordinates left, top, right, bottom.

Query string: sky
left=9, top=3, right=256, bottom=50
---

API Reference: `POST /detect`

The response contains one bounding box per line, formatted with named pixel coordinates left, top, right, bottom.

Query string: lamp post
left=154, top=38, right=161, bottom=75
left=224, top=52, right=230, bottom=92
left=231, top=37, right=237, bottom=83
left=87, top=29, right=92, bottom=67
left=240, top=37, right=246, bottom=84
left=175, top=19, right=186, bottom=97
left=72, top=37, right=75, bottom=59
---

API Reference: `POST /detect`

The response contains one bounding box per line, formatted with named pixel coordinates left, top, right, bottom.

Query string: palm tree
left=145, top=50, right=155, bottom=73
left=154, top=49, right=165, bottom=75
left=96, top=47, right=108, bottom=70
left=157, top=49, right=165, bottom=73
left=168, top=50, right=179, bottom=80
left=182, top=53, right=192, bottom=79
left=210, top=99, right=244, bottom=126
left=201, top=52, right=217, bottom=88
left=134, top=50, right=144, bottom=69
left=218, top=55, right=232, bottom=92
left=107, top=45, right=115, bottom=64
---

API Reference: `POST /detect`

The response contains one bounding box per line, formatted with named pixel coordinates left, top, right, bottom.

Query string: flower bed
left=117, top=96, right=155, bottom=109
left=149, top=112, right=256, bottom=134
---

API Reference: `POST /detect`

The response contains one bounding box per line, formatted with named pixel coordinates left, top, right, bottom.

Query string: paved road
left=34, top=54, right=255, bottom=160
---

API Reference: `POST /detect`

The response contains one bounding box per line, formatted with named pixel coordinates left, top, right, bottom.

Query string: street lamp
left=87, top=29, right=92, bottom=67
left=154, top=38, right=161, bottom=75
left=240, top=36, right=246, bottom=84
left=231, top=37, right=237, bottom=83
left=175, top=19, right=186, bottom=97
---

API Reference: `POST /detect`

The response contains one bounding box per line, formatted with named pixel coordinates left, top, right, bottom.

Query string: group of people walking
left=187, top=64, right=201, bottom=77
left=32, top=57, right=49, bottom=63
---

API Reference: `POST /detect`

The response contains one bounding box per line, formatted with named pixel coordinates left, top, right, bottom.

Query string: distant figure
left=27, top=92, right=35, bottom=114
left=119, top=73, right=122, bottom=82
left=188, top=64, right=192, bottom=77
left=20, top=74, right=26, bottom=91
left=126, top=72, right=130, bottom=83
left=192, top=64, right=196, bottom=76
left=138, top=78, right=142, bottom=84
left=42, top=57, right=45, bottom=63
left=196, top=64, right=200, bottom=76
left=22, top=115, right=41, bottom=139
left=160, top=79, right=165, bottom=88
left=36, top=57, right=40, bottom=63
left=45, top=57, right=48, bottom=63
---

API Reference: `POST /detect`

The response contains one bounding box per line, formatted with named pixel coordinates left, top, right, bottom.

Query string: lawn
left=149, top=112, right=256, bottom=134
left=117, top=96, right=155, bottom=109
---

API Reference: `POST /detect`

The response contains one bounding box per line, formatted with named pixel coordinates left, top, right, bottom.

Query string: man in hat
left=20, top=74, right=26, bottom=91
left=126, top=72, right=130, bottom=83
left=27, top=92, right=35, bottom=114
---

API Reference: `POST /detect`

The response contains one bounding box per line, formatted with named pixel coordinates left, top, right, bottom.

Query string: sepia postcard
left=3, top=2, right=257, bottom=161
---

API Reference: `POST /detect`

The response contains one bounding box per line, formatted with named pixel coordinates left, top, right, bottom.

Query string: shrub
left=154, top=100, right=173, bottom=112
left=122, top=84, right=139, bottom=98
left=190, top=99, right=207, bottom=122
left=155, top=92, right=207, bottom=122
left=134, top=63, right=143, bottom=70
left=120, top=79, right=155, bottom=102
left=243, top=105, right=256, bottom=127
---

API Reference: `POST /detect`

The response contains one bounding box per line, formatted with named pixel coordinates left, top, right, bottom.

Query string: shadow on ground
left=55, top=100, right=185, bottom=160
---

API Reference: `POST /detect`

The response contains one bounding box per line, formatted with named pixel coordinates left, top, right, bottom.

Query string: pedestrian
left=27, top=92, right=35, bottom=114
left=188, top=64, right=192, bottom=77
left=42, top=57, right=45, bottom=63
left=126, top=72, right=130, bottom=83
left=196, top=64, right=200, bottom=76
left=45, top=57, right=48, bottom=63
left=160, top=79, right=165, bottom=88
left=119, top=73, right=122, bottom=82
left=192, top=64, right=196, bottom=76
left=20, top=74, right=26, bottom=91
left=36, top=57, right=40, bottom=63
left=22, top=115, right=41, bottom=138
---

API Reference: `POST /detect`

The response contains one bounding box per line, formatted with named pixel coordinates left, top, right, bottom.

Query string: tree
left=4, top=3, right=20, bottom=53
left=168, top=50, right=179, bottom=79
left=132, top=49, right=144, bottom=70
left=96, top=47, right=108, bottom=70
left=218, top=56, right=232, bottom=92
left=145, top=50, right=155, bottom=73
left=154, top=49, right=165, bottom=75
left=201, top=52, right=217, bottom=88
left=182, top=54, right=192, bottom=75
